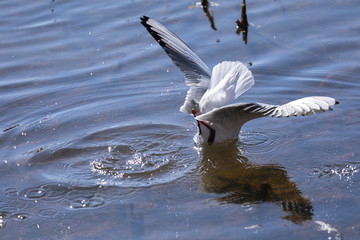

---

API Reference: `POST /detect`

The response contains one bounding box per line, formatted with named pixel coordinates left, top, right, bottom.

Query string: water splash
left=311, top=163, right=360, bottom=182
left=28, top=124, right=197, bottom=187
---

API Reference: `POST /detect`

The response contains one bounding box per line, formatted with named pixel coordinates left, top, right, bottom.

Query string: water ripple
left=11, top=212, right=32, bottom=221
left=239, top=129, right=294, bottom=155
left=20, top=184, right=71, bottom=202
left=3, top=187, right=20, bottom=200
left=28, top=124, right=197, bottom=188
left=0, top=201, right=28, bottom=214
left=38, top=208, right=65, bottom=221
left=64, top=188, right=107, bottom=210
left=59, top=218, right=81, bottom=229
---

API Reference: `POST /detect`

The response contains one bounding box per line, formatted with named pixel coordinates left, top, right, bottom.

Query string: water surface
left=0, top=0, right=359, bottom=239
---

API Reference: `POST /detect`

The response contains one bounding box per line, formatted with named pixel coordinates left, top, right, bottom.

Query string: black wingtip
left=335, top=100, right=340, bottom=105
left=140, top=16, right=149, bottom=23
left=140, top=16, right=149, bottom=27
left=139, top=15, right=168, bottom=48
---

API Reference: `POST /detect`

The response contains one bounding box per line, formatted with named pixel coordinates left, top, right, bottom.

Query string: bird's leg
left=192, top=108, right=215, bottom=145
left=192, top=108, right=202, bottom=135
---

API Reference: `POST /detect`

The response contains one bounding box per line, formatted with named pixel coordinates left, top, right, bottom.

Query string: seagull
left=140, top=16, right=339, bottom=145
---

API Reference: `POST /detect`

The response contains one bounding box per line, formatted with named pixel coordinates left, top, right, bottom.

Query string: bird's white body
left=140, top=16, right=338, bottom=145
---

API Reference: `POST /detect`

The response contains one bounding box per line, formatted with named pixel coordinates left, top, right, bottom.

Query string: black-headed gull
left=140, top=16, right=339, bottom=145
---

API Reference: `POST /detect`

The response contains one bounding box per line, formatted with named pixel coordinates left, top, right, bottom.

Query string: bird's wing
left=268, top=96, right=339, bottom=117
left=197, top=96, right=339, bottom=124
left=199, top=61, right=254, bottom=114
left=140, top=16, right=211, bottom=114
left=195, top=96, right=339, bottom=141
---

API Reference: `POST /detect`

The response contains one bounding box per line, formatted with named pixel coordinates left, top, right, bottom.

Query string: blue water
left=0, top=0, right=359, bottom=239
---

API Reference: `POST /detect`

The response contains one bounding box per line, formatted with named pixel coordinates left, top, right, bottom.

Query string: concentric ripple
left=38, top=208, right=65, bottom=220
left=28, top=124, right=197, bottom=187
left=64, top=187, right=107, bottom=210
left=11, top=212, right=32, bottom=221
left=20, top=184, right=71, bottom=202
left=89, top=124, right=196, bottom=187
left=239, top=129, right=294, bottom=155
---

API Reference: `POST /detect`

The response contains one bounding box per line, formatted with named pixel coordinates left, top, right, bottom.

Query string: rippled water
left=1, top=0, right=359, bottom=239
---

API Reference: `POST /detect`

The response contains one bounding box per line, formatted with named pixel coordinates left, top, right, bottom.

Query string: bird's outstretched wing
left=196, top=96, right=339, bottom=142
left=197, top=96, right=339, bottom=122
left=199, top=61, right=254, bottom=113
left=140, top=16, right=211, bottom=114
left=267, top=96, right=339, bottom=117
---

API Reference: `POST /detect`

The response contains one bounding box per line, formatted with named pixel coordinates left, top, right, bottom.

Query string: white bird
left=140, top=16, right=339, bottom=145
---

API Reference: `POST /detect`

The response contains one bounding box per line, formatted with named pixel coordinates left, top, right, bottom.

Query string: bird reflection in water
left=198, top=141, right=313, bottom=223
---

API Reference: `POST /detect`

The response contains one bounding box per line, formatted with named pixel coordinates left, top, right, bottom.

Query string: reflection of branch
left=201, top=0, right=217, bottom=31
left=200, top=142, right=313, bottom=224
left=236, top=0, right=249, bottom=44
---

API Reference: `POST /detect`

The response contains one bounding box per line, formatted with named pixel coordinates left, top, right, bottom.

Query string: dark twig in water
left=236, top=0, right=249, bottom=44
left=201, top=0, right=217, bottom=31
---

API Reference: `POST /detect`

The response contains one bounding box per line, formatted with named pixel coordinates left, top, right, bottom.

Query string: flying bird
left=140, top=16, right=339, bottom=145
